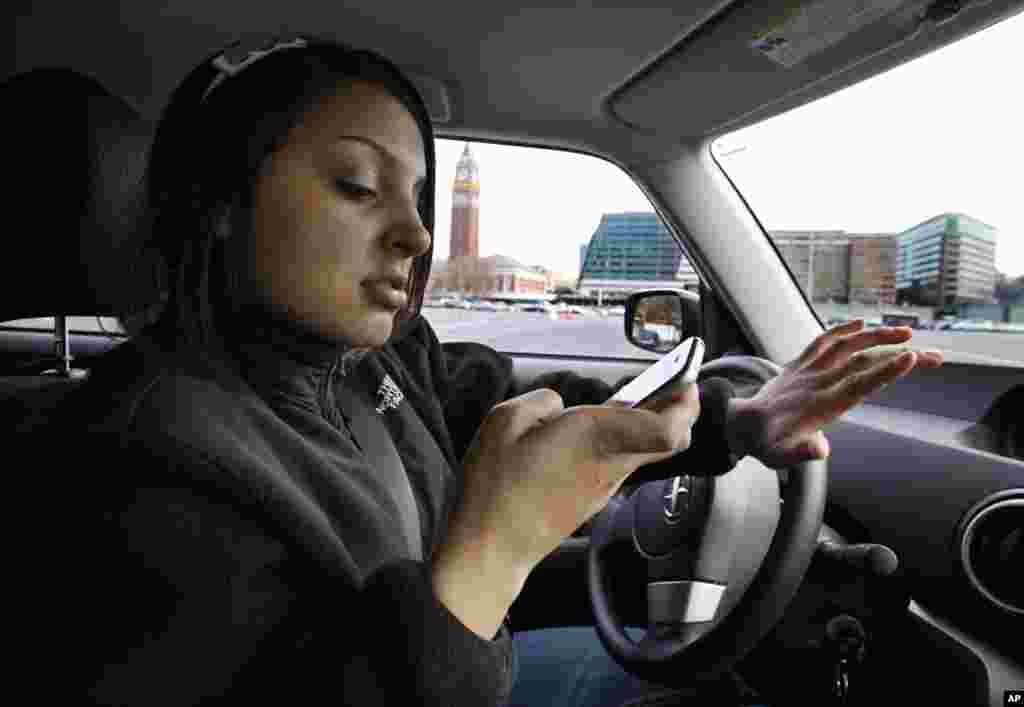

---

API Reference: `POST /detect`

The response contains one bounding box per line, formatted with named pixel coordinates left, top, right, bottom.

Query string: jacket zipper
left=320, top=357, right=352, bottom=441
left=323, top=353, right=430, bottom=561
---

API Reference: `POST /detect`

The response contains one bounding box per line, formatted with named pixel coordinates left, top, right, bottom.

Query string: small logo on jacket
left=375, top=374, right=404, bottom=414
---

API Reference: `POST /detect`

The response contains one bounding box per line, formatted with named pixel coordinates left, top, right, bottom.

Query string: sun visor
left=609, top=0, right=999, bottom=139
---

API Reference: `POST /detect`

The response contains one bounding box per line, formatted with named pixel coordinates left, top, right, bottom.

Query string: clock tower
left=450, top=143, right=480, bottom=259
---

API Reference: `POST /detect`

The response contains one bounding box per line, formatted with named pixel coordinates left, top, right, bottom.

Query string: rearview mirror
left=624, top=289, right=700, bottom=353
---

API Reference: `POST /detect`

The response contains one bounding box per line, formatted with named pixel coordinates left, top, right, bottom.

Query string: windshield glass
left=712, top=9, right=1024, bottom=367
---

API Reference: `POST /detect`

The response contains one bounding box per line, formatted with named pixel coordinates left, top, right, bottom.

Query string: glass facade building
left=577, top=212, right=698, bottom=296
left=896, top=213, right=997, bottom=307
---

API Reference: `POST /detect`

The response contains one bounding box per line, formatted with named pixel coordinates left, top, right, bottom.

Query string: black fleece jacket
left=14, top=313, right=736, bottom=706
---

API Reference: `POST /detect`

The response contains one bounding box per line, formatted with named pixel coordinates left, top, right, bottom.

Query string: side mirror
left=624, top=289, right=700, bottom=354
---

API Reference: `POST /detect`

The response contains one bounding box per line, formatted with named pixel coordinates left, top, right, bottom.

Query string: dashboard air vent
left=959, top=491, right=1023, bottom=615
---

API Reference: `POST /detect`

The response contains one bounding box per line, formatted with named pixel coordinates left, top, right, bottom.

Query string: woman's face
left=245, top=79, right=430, bottom=349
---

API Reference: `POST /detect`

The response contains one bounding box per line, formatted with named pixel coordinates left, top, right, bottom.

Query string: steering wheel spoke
left=647, top=578, right=727, bottom=626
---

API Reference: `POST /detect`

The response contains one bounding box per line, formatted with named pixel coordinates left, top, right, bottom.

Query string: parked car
left=882, top=314, right=920, bottom=329
left=520, top=302, right=555, bottom=313
left=471, top=300, right=510, bottom=312
left=634, top=327, right=660, bottom=346
left=950, top=319, right=996, bottom=332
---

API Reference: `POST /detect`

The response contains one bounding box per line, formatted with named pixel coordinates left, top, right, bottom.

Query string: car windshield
left=712, top=9, right=1024, bottom=367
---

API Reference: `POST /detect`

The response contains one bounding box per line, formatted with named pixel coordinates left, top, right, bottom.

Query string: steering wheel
left=587, top=355, right=828, bottom=687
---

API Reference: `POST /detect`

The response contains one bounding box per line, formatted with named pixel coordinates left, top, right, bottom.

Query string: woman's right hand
left=438, top=384, right=700, bottom=594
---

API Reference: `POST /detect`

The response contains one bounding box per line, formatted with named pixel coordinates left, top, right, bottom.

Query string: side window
left=2, top=142, right=702, bottom=362
left=424, top=140, right=701, bottom=358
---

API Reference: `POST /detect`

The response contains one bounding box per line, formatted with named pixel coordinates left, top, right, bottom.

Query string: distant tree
left=901, top=280, right=932, bottom=308
left=467, top=257, right=497, bottom=294
left=431, top=256, right=496, bottom=294
left=995, top=271, right=1024, bottom=303
left=426, top=260, right=449, bottom=295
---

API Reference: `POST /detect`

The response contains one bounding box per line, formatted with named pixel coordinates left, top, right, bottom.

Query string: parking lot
left=7, top=309, right=1023, bottom=366
left=422, top=307, right=1024, bottom=366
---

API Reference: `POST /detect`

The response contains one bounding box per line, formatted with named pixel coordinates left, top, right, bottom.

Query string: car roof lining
left=9, top=0, right=1024, bottom=155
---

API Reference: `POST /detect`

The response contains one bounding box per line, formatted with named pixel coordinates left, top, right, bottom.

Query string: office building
left=849, top=235, right=898, bottom=305
left=896, top=213, right=997, bottom=307
left=771, top=231, right=900, bottom=305
left=770, top=230, right=852, bottom=303
left=577, top=212, right=698, bottom=297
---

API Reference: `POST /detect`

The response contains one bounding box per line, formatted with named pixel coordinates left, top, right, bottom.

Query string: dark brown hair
left=135, top=35, right=436, bottom=352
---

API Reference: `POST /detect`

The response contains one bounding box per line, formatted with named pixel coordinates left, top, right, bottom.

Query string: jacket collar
left=138, top=301, right=382, bottom=410
left=123, top=303, right=355, bottom=414
left=225, top=301, right=351, bottom=366
left=223, top=302, right=377, bottom=405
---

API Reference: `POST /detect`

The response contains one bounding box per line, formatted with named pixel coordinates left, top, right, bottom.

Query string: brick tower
left=450, top=143, right=480, bottom=258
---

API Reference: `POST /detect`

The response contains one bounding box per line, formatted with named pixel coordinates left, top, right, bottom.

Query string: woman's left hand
left=725, top=319, right=944, bottom=469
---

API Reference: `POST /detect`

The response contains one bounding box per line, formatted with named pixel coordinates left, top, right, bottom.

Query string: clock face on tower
left=455, top=143, right=480, bottom=188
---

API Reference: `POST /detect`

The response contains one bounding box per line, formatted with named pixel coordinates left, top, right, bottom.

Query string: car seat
left=0, top=68, right=157, bottom=430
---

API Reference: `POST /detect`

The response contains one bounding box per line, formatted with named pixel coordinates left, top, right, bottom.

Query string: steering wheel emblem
left=663, top=476, right=689, bottom=525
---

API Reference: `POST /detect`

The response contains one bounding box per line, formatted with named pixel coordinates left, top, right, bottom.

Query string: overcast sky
left=430, top=8, right=1023, bottom=281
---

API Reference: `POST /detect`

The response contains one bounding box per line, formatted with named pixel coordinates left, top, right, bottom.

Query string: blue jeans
left=507, top=626, right=769, bottom=707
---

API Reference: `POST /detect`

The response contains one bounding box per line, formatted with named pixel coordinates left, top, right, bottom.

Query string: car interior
left=6, top=1, right=1022, bottom=705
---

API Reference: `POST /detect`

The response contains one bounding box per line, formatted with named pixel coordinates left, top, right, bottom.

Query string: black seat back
left=0, top=68, right=156, bottom=430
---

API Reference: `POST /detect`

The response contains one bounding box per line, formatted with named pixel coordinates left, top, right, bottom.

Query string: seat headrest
left=0, top=68, right=157, bottom=322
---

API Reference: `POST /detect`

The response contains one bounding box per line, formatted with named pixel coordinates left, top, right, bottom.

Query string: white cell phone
left=608, top=336, right=705, bottom=408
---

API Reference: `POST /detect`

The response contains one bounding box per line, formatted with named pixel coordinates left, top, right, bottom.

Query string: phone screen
left=608, top=336, right=705, bottom=408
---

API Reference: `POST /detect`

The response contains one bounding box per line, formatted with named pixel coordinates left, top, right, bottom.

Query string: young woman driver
left=38, top=35, right=941, bottom=706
